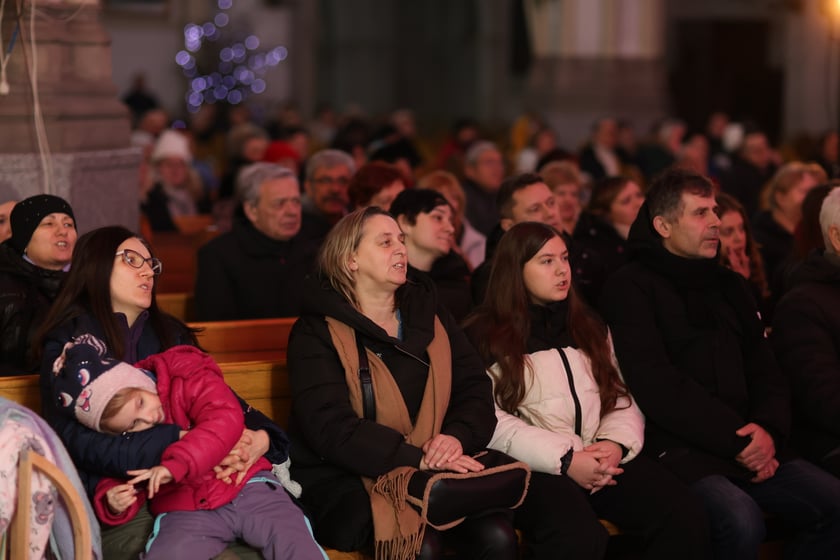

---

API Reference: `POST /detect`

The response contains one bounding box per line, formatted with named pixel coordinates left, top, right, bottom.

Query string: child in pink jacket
left=52, top=335, right=325, bottom=560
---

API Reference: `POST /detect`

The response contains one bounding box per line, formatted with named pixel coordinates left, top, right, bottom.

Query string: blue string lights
left=175, top=0, right=288, bottom=113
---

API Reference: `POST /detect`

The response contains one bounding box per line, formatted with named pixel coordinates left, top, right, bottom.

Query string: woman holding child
left=49, top=336, right=324, bottom=559
left=464, top=221, right=710, bottom=559
left=37, top=225, right=307, bottom=559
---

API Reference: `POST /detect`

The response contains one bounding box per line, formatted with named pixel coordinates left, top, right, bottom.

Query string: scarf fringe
left=371, top=468, right=425, bottom=560
left=371, top=467, right=412, bottom=511
left=374, top=527, right=425, bottom=560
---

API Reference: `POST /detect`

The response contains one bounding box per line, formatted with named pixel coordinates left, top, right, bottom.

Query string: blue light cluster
left=176, top=0, right=287, bottom=113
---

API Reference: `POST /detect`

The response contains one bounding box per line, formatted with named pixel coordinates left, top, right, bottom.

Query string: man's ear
left=243, top=202, right=259, bottom=224
left=500, top=217, right=513, bottom=232
left=652, top=215, right=671, bottom=239
left=830, top=224, right=840, bottom=254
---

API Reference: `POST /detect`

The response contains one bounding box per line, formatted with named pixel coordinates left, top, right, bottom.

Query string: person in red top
left=52, top=335, right=326, bottom=560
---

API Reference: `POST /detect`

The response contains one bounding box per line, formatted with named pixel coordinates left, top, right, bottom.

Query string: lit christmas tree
left=176, top=0, right=287, bottom=113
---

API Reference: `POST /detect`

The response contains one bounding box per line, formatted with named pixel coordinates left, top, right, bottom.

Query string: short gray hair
left=236, top=163, right=298, bottom=206
left=820, top=187, right=840, bottom=252
left=464, top=141, right=500, bottom=168
left=305, top=149, right=356, bottom=181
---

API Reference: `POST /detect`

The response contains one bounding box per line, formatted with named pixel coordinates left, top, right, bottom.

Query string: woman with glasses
left=36, top=225, right=293, bottom=560
left=0, top=194, right=77, bottom=374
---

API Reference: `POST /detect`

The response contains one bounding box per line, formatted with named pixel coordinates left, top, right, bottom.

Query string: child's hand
left=127, top=466, right=173, bottom=499
left=215, top=428, right=269, bottom=485
left=106, top=483, right=138, bottom=515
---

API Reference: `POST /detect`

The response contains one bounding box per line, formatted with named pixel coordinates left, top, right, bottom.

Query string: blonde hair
left=539, top=160, right=582, bottom=190
left=100, top=387, right=143, bottom=434
left=317, top=206, right=393, bottom=308
left=762, top=161, right=826, bottom=211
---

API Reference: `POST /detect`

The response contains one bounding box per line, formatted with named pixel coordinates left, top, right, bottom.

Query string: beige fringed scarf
left=326, top=315, right=452, bottom=560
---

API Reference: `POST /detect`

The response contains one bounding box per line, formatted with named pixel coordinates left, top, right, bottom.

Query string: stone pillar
left=0, top=0, right=140, bottom=233
left=523, top=0, right=667, bottom=148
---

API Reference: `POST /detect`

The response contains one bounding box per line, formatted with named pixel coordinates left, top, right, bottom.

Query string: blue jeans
left=691, top=459, right=840, bottom=560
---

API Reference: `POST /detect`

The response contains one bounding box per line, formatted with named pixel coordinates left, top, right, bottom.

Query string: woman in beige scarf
left=287, top=207, right=518, bottom=560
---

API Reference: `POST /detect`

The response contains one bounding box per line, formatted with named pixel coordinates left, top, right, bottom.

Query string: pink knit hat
left=53, top=335, right=158, bottom=432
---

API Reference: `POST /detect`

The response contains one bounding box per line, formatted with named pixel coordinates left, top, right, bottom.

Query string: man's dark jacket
left=195, top=217, right=318, bottom=321
left=772, top=250, right=840, bottom=472
left=599, top=203, right=790, bottom=483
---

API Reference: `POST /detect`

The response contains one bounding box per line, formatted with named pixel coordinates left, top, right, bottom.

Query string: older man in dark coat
left=772, top=186, right=840, bottom=478
left=195, top=163, right=318, bottom=321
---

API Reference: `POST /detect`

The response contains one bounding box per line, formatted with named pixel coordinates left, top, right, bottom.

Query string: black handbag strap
left=557, top=348, right=582, bottom=437
left=355, top=333, right=376, bottom=421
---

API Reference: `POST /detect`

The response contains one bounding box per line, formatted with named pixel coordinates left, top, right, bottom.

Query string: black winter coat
left=287, top=273, right=495, bottom=495
left=194, top=217, right=318, bottom=321
left=772, top=250, right=840, bottom=468
left=599, top=203, right=790, bottom=483
left=0, top=242, right=65, bottom=374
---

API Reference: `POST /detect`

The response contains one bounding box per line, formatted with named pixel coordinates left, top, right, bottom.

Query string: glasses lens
left=123, top=250, right=141, bottom=268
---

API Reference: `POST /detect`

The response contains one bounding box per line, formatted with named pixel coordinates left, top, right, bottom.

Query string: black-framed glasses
left=116, top=249, right=163, bottom=275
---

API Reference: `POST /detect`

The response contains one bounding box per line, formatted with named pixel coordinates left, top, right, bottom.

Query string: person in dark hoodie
left=772, top=186, right=840, bottom=478
left=0, top=194, right=76, bottom=374
left=389, top=188, right=472, bottom=322
left=600, top=168, right=840, bottom=559
left=287, top=207, right=518, bottom=559
left=194, top=163, right=319, bottom=320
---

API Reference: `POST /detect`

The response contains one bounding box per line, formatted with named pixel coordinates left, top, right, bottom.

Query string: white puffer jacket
left=487, top=344, right=644, bottom=475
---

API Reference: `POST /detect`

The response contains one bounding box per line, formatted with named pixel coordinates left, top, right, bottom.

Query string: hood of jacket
left=0, top=241, right=65, bottom=297
left=300, top=270, right=439, bottom=357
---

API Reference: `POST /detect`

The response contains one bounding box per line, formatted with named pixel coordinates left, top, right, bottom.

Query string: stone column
left=0, top=0, right=140, bottom=233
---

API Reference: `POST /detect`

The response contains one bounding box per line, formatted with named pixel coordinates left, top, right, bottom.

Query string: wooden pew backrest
left=157, top=292, right=195, bottom=322
left=190, top=317, right=296, bottom=364
left=0, top=360, right=289, bottom=429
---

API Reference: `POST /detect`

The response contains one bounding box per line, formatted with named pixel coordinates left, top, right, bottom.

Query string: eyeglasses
left=312, top=175, right=351, bottom=187
left=116, top=249, right=163, bottom=275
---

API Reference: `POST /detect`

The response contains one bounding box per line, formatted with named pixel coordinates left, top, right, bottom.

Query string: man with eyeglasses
left=194, top=163, right=319, bottom=321
left=300, top=149, right=357, bottom=245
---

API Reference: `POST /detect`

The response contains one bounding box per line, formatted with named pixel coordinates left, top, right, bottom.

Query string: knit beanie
left=51, top=334, right=157, bottom=432
left=9, top=194, right=76, bottom=255
left=151, top=129, right=193, bottom=164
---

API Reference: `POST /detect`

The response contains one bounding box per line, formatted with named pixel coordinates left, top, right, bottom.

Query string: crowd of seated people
left=6, top=105, right=840, bottom=559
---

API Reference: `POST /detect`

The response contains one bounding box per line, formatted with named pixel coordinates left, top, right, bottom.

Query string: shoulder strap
left=355, top=333, right=376, bottom=422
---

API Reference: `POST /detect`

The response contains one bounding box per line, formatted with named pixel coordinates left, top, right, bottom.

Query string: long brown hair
left=715, top=192, right=769, bottom=299
left=464, top=222, right=629, bottom=416
left=36, top=226, right=198, bottom=361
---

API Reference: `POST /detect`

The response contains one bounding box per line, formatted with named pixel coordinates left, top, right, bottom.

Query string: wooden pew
left=190, top=317, right=296, bottom=364
left=152, top=229, right=219, bottom=294
left=157, top=292, right=195, bottom=322
left=0, top=361, right=287, bottom=420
